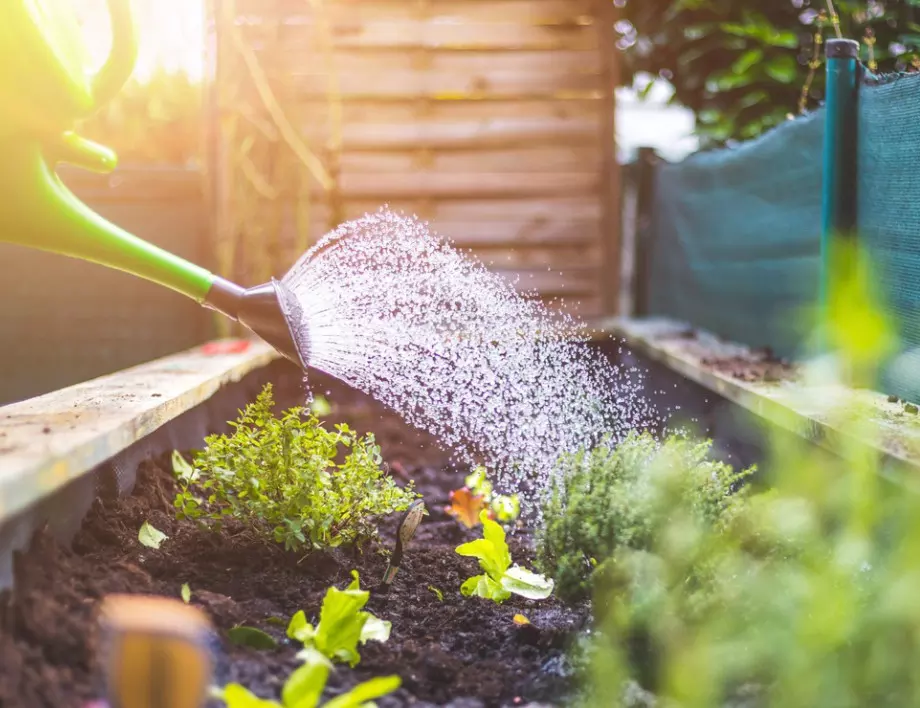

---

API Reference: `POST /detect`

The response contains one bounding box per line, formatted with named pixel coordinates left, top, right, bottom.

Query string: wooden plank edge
left=585, top=316, right=920, bottom=481
left=0, top=340, right=279, bottom=523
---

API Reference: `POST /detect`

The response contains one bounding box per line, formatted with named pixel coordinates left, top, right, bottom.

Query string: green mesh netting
left=645, top=70, right=920, bottom=403
left=858, top=73, right=920, bottom=403
left=646, top=110, right=824, bottom=359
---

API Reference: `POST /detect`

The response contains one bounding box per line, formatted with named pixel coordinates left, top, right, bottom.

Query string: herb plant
left=172, top=384, right=418, bottom=552
left=287, top=571, right=390, bottom=667
left=457, top=510, right=553, bottom=603
left=216, top=651, right=400, bottom=708
left=536, top=431, right=753, bottom=602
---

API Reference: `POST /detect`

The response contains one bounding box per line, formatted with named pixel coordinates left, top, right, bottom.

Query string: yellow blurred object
left=97, top=594, right=214, bottom=708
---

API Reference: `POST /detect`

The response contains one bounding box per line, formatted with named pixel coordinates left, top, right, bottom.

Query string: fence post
left=632, top=147, right=658, bottom=318
left=820, top=38, right=861, bottom=327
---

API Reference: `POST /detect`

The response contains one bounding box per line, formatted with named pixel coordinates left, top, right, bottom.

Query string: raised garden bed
left=0, top=372, right=586, bottom=708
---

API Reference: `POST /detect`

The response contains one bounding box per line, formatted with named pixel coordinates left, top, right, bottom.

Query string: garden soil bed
left=0, top=373, right=588, bottom=708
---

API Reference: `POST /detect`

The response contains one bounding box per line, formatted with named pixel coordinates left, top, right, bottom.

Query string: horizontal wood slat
left=294, top=115, right=601, bottom=150
left=329, top=171, right=597, bottom=199
left=236, top=0, right=599, bottom=25
left=274, top=50, right=603, bottom=98
left=339, top=145, right=603, bottom=174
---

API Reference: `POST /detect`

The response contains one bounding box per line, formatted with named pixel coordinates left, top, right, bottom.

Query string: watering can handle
left=91, top=0, right=139, bottom=110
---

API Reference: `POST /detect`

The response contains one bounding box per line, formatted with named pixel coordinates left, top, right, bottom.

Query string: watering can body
left=0, top=0, right=306, bottom=368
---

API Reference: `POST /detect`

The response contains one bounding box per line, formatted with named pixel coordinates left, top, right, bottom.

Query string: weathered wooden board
left=215, top=0, right=615, bottom=318
left=328, top=171, right=598, bottom=199
left=0, top=341, right=277, bottom=522
left=338, top=145, right=603, bottom=174
left=294, top=116, right=602, bottom=151
left=237, top=0, right=599, bottom=25
left=266, top=50, right=603, bottom=98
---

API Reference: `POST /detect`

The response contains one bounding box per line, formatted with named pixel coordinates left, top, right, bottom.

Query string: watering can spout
left=205, top=279, right=309, bottom=369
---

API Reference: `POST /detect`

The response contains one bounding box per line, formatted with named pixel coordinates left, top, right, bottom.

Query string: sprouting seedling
left=286, top=571, right=391, bottom=667
left=215, top=650, right=400, bottom=708
left=456, top=510, right=553, bottom=604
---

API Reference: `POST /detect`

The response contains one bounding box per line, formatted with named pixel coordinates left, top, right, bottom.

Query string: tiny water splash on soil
left=282, top=208, right=659, bottom=509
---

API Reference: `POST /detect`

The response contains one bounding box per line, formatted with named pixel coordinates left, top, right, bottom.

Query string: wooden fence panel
left=215, top=0, right=617, bottom=318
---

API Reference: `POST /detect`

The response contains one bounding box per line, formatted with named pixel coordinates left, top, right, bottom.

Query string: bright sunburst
left=73, top=0, right=205, bottom=82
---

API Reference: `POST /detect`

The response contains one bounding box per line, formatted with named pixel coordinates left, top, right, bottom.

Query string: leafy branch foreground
left=172, top=384, right=418, bottom=552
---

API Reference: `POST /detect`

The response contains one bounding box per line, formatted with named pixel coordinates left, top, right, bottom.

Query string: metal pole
left=632, top=147, right=658, bottom=318
left=820, top=38, right=861, bottom=323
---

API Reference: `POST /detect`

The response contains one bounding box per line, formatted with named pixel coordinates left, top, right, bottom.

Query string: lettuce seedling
left=456, top=510, right=553, bottom=603
left=286, top=571, right=390, bottom=667
left=216, top=650, right=400, bottom=708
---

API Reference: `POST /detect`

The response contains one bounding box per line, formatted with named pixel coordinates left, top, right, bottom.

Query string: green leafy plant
left=536, top=431, right=753, bottom=603
left=172, top=384, right=418, bottom=552
left=456, top=510, right=553, bottom=603
left=228, top=626, right=278, bottom=650
left=216, top=651, right=400, bottom=708
left=286, top=571, right=390, bottom=667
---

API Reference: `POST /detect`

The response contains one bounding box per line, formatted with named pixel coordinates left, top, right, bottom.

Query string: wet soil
left=0, top=374, right=587, bottom=708
left=700, top=347, right=798, bottom=384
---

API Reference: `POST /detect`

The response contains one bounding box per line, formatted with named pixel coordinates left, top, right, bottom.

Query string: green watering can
left=0, top=0, right=307, bottom=368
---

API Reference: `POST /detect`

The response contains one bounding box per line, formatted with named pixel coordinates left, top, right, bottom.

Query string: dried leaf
left=445, top=487, right=487, bottom=528
left=513, top=614, right=531, bottom=625
left=138, top=521, right=168, bottom=549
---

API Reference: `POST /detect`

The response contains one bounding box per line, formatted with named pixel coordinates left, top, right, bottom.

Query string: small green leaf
left=428, top=585, right=444, bottom=601
left=359, top=615, right=392, bottom=644
left=218, top=684, right=281, bottom=707
left=731, top=48, right=763, bottom=75
left=181, top=583, right=191, bottom=604
left=281, top=656, right=330, bottom=707
left=322, top=675, right=402, bottom=708
left=461, top=574, right=511, bottom=602
left=171, top=450, right=197, bottom=484
left=287, top=610, right=315, bottom=643
left=501, top=565, right=554, bottom=600
left=765, top=54, right=799, bottom=84
left=265, top=616, right=287, bottom=627
left=138, top=521, right=168, bottom=549
left=228, top=626, right=278, bottom=650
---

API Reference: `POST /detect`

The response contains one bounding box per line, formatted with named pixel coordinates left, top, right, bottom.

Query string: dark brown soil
left=0, top=374, right=587, bottom=708
left=701, top=347, right=797, bottom=383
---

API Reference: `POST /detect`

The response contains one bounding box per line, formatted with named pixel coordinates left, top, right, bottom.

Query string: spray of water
left=281, top=208, right=659, bottom=511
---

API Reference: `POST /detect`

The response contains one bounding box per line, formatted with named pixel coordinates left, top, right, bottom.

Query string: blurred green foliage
left=556, top=244, right=920, bottom=706
left=619, top=0, right=920, bottom=144
left=77, top=69, right=203, bottom=165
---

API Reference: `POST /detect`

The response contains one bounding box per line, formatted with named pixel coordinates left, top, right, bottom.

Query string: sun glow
left=73, top=0, right=206, bottom=83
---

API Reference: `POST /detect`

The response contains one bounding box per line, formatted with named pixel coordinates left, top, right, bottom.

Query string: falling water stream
left=281, top=208, right=659, bottom=511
